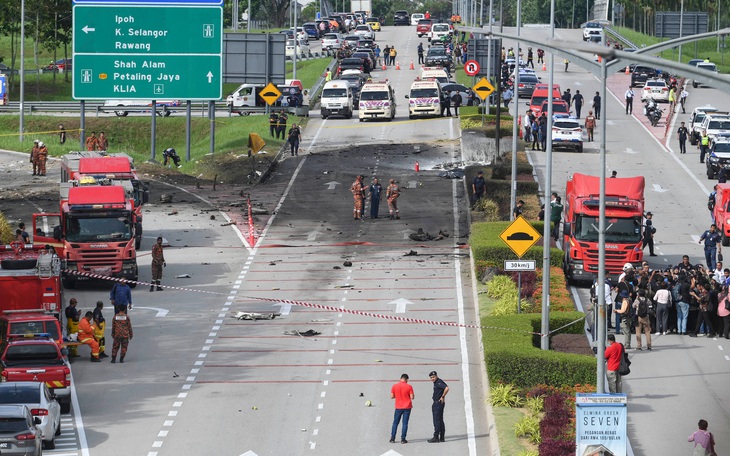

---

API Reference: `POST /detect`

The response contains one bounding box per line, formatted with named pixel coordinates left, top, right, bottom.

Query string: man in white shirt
left=624, top=87, right=635, bottom=115
left=523, top=111, right=532, bottom=143
left=713, top=261, right=724, bottom=283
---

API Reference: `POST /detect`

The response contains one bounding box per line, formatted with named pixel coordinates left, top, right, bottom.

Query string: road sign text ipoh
left=72, top=4, right=222, bottom=100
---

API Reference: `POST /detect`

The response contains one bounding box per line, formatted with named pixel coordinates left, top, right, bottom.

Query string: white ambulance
left=405, top=79, right=442, bottom=118
left=320, top=80, right=354, bottom=119
left=358, top=80, right=396, bottom=121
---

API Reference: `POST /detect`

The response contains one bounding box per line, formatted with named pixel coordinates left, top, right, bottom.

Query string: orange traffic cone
left=542, top=62, right=546, bottom=71
left=395, top=61, right=401, bottom=70
left=382, top=62, right=386, bottom=70
left=625, top=65, right=630, bottom=74
left=409, top=60, right=415, bottom=70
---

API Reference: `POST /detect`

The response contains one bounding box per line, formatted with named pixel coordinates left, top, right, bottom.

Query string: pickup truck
left=1, top=335, right=71, bottom=413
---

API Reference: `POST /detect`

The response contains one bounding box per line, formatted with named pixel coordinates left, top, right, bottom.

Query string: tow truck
left=32, top=184, right=139, bottom=289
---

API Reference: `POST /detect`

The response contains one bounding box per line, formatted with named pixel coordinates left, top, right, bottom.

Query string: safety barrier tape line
left=246, top=196, right=257, bottom=247
left=65, top=269, right=585, bottom=336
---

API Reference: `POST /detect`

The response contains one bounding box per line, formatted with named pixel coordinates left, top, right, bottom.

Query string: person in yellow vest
left=93, top=301, right=108, bottom=358
left=78, top=311, right=101, bottom=362
left=700, top=130, right=710, bottom=164
left=325, top=67, right=332, bottom=82
left=64, top=298, right=80, bottom=357
left=389, top=47, right=397, bottom=66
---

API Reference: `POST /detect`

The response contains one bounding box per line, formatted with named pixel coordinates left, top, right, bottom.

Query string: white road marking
left=273, top=302, right=292, bottom=315
left=388, top=298, right=412, bottom=313
left=133, top=307, right=169, bottom=317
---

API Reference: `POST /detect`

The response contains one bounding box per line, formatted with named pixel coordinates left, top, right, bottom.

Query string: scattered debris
left=234, top=311, right=281, bottom=320
left=175, top=274, right=191, bottom=278
left=159, top=194, right=173, bottom=203
left=333, top=266, right=341, bottom=269
left=437, top=169, right=465, bottom=179
left=343, top=261, right=352, bottom=267
left=334, top=284, right=354, bottom=289
left=359, top=393, right=364, bottom=397
left=404, top=250, right=418, bottom=256
left=221, top=221, right=236, bottom=226
left=173, top=372, right=179, bottom=378
left=252, top=406, right=258, bottom=410
left=409, top=228, right=450, bottom=241
left=251, top=207, right=269, bottom=215
left=167, top=210, right=178, bottom=216
left=283, top=329, right=321, bottom=337
left=365, top=400, right=372, bottom=407
left=210, top=215, right=216, bottom=220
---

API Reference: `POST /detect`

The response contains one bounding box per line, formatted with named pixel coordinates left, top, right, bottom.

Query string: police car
left=551, top=115, right=584, bottom=152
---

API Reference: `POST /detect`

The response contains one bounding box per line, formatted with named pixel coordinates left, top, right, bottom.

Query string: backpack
left=637, top=298, right=649, bottom=318
left=671, top=282, right=682, bottom=303
left=618, top=345, right=631, bottom=376
left=708, top=192, right=716, bottom=211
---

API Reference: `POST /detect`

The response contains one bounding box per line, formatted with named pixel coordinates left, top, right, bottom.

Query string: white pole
left=19, top=0, right=25, bottom=143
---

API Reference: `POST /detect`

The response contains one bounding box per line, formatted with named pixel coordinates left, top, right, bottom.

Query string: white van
left=320, top=80, right=354, bottom=119
left=406, top=79, right=441, bottom=118
left=103, top=99, right=180, bottom=117
left=359, top=80, right=396, bottom=121
left=418, top=67, right=450, bottom=84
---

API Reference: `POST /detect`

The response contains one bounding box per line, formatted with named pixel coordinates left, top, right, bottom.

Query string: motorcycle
left=643, top=98, right=663, bottom=127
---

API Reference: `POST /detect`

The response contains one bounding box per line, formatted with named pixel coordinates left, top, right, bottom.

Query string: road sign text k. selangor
left=72, top=1, right=223, bottom=100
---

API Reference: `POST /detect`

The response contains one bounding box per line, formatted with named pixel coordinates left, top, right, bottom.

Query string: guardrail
left=604, top=26, right=640, bottom=50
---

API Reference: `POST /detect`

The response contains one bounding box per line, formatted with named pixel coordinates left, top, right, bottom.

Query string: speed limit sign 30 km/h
left=464, top=59, right=480, bottom=77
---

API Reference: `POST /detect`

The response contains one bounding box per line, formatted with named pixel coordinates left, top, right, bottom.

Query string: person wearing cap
left=64, top=298, right=81, bottom=357
left=699, top=224, right=722, bottom=272
left=389, top=373, right=414, bottom=444
left=642, top=212, right=657, bottom=257
left=350, top=175, right=365, bottom=220
left=604, top=334, right=624, bottom=393
left=30, top=140, right=40, bottom=176
left=36, top=141, right=48, bottom=176
left=386, top=179, right=401, bottom=220
left=513, top=200, right=525, bottom=220
left=150, top=236, right=166, bottom=292
left=471, top=171, right=486, bottom=207
left=92, top=301, right=109, bottom=358
left=428, top=371, right=448, bottom=443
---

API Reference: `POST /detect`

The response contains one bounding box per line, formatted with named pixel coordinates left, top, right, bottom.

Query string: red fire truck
left=60, top=152, right=149, bottom=249
left=562, top=173, right=646, bottom=285
left=32, top=184, right=139, bottom=289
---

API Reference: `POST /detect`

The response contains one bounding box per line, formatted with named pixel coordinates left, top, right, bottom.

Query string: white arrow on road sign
left=206, top=71, right=213, bottom=83
left=273, top=302, right=292, bottom=316
left=82, top=25, right=96, bottom=34
left=307, top=230, right=321, bottom=241
left=624, top=148, right=638, bottom=154
left=325, top=181, right=340, bottom=190
left=399, top=229, right=415, bottom=240
left=389, top=298, right=412, bottom=314
left=133, top=307, right=169, bottom=317
left=652, top=184, right=668, bottom=193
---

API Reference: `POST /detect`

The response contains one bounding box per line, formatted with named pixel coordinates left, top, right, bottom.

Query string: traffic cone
left=625, top=65, right=630, bottom=74
left=409, top=60, right=415, bottom=70
left=542, top=62, right=546, bottom=71
left=382, top=61, right=386, bottom=70
left=395, top=61, right=401, bottom=70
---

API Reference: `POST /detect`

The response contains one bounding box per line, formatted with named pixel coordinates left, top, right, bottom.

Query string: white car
left=428, top=23, right=451, bottom=42
left=354, top=24, right=375, bottom=40
left=286, top=38, right=311, bottom=57
left=582, top=21, right=603, bottom=41
left=0, top=382, right=61, bottom=450
left=290, top=27, right=308, bottom=42
left=411, top=13, right=425, bottom=25
left=640, top=78, right=669, bottom=102
left=321, top=33, right=343, bottom=50
left=551, top=116, right=584, bottom=152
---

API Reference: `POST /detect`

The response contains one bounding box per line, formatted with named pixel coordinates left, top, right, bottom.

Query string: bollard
left=415, top=161, right=420, bottom=172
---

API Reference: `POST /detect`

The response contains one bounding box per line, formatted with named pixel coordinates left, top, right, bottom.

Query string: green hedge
left=470, top=221, right=563, bottom=268
left=484, top=313, right=596, bottom=388
left=491, top=163, right=535, bottom=180
left=485, top=179, right=539, bottom=201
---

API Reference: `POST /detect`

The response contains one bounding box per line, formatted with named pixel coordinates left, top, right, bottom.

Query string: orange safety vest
left=78, top=318, right=96, bottom=341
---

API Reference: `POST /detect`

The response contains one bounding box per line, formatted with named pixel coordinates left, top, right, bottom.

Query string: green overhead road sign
left=72, top=4, right=222, bottom=100
left=73, top=54, right=221, bottom=99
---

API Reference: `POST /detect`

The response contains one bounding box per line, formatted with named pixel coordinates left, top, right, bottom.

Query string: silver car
left=0, top=383, right=61, bottom=450
left=0, top=404, right=42, bottom=455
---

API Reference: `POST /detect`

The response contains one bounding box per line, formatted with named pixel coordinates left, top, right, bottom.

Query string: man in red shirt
left=390, top=374, right=415, bottom=444
left=604, top=334, right=623, bottom=393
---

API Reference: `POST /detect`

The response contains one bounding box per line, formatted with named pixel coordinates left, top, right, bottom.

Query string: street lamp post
left=19, top=0, right=25, bottom=143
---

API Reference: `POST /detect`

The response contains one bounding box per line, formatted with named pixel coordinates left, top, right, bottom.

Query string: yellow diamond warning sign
left=260, top=82, right=282, bottom=106
left=499, top=216, right=542, bottom=258
left=472, top=77, right=495, bottom=101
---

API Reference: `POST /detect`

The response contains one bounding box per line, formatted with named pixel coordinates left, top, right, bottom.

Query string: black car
left=339, top=57, right=367, bottom=74
left=513, top=73, right=541, bottom=98
left=394, top=10, right=410, bottom=26
left=425, top=46, right=453, bottom=69
left=631, top=65, right=658, bottom=87
left=351, top=52, right=374, bottom=73
left=706, top=137, right=730, bottom=179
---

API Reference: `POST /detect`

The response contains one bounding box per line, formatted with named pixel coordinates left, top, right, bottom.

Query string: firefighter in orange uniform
left=30, top=140, right=39, bottom=175
left=36, top=142, right=48, bottom=176
left=78, top=311, right=101, bottom=362
left=350, top=175, right=364, bottom=220
left=387, top=179, right=401, bottom=220
left=85, top=132, right=99, bottom=151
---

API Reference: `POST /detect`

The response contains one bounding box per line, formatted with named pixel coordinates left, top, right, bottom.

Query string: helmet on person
left=38, top=141, right=44, bottom=147
left=623, top=263, right=634, bottom=271
left=33, top=139, right=39, bottom=144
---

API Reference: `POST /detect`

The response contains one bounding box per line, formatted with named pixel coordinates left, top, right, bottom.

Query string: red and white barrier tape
left=64, top=269, right=584, bottom=336
left=246, top=195, right=256, bottom=247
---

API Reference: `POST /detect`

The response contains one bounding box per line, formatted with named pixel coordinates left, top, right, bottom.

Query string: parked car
left=513, top=73, right=541, bottom=98
left=393, top=10, right=410, bottom=26
left=338, top=57, right=368, bottom=75
left=424, top=46, right=453, bottom=68
left=706, top=137, right=730, bottom=179
left=641, top=77, right=670, bottom=102
left=343, top=35, right=362, bottom=49
left=351, top=52, right=374, bottom=73
left=0, top=404, right=42, bottom=455
left=690, top=106, right=722, bottom=145
left=411, top=13, right=425, bottom=25
left=45, top=59, right=72, bottom=72
left=366, top=17, right=382, bottom=31
left=285, top=39, right=311, bottom=58
left=356, top=39, right=375, bottom=50
left=416, top=19, right=434, bottom=37
left=321, top=33, right=343, bottom=50
left=353, top=48, right=377, bottom=69
left=440, top=83, right=470, bottom=102
left=428, top=23, right=452, bottom=42
left=0, top=382, right=61, bottom=450
left=582, top=21, right=603, bottom=41
left=631, top=65, right=658, bottom=87
left=354, top=24, right=375, bottom=40
left=302, top=22, right=320, bottom=39
left=541, top=99, right=571, bottom=116
left=551, top=116, right=584, bottom=152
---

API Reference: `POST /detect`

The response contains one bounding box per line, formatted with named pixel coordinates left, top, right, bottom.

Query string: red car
left=45, top=59, right=72, bottom=72
left=416, top=19, right=434, bottom=37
